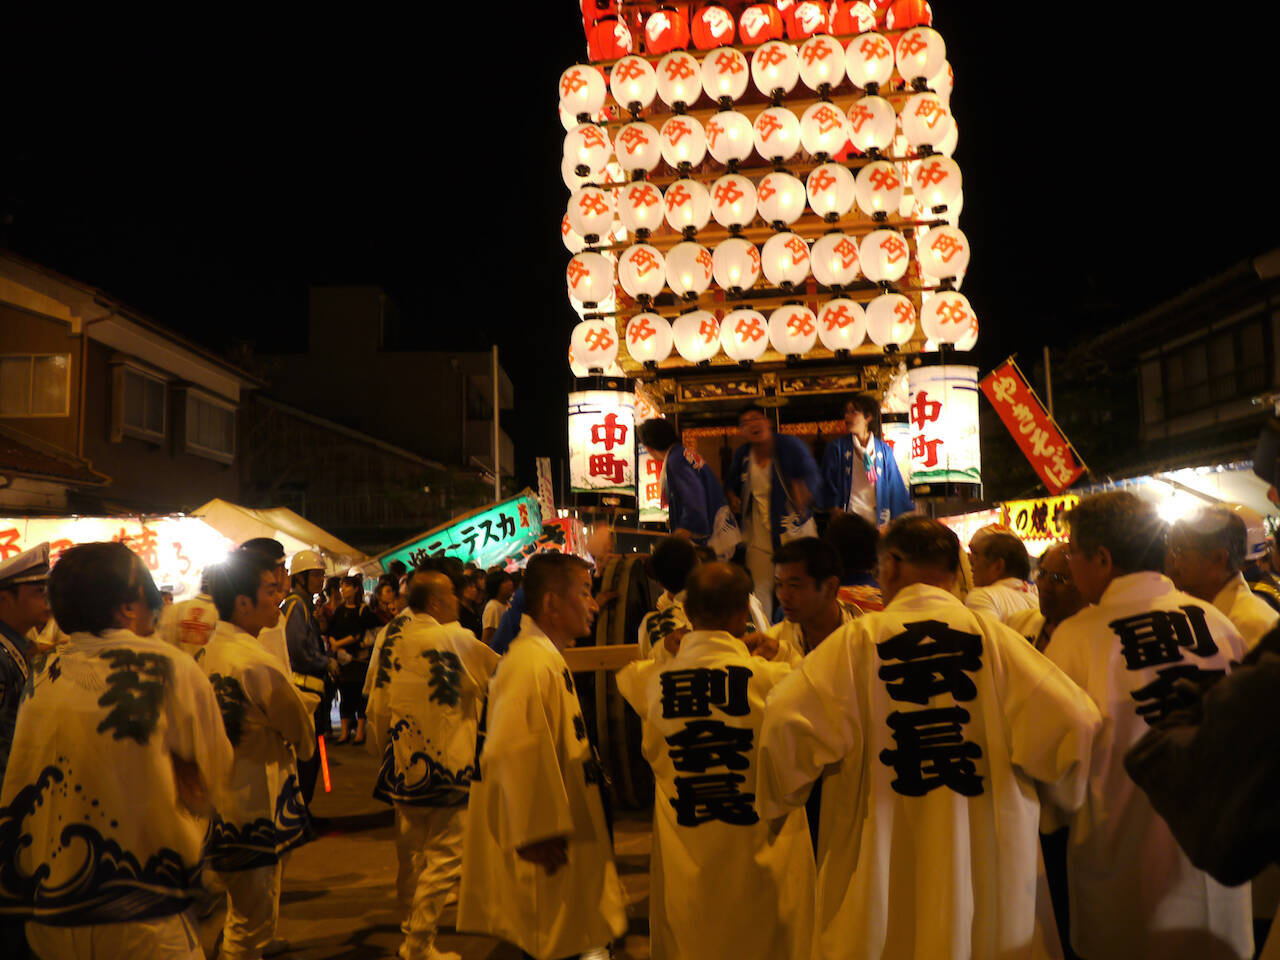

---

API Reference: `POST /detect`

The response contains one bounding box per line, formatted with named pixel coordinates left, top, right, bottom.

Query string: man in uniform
left=281, top=549, right=337, bottom=806
left=965, top=526, right=1039, bottom=624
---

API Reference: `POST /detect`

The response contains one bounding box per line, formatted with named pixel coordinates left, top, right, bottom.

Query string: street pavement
left=275, top=738, right=653, bottom=959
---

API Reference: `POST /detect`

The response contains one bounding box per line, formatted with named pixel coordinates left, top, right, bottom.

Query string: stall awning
left=192, top=499, right=368, bottom=572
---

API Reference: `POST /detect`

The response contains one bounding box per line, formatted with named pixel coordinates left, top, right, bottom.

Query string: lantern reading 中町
left=569, top=390, right=637, bottom=493
left=906, top=365, right=981, bottom=489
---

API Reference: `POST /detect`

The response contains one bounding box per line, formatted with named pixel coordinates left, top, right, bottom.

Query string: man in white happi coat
left=458, top=553, right=626, bottom=959
left=238, top=538, right=294, bottom=671
left=757, top=516, right=1102, bottom=960
left=763, top=537, right=862, bottom=666
left=0, top=542, right=233, bottom=959
left=1045, top=491, right=1253, bottom=960
left=965, top=526, right=1039, bottom=624
left=200, top=549, right=317, bottom=959
left=639, top=537, right=698, bottom=663
left=367, top=570, right=498, bottom=960
left=617, top=562, right=814, bottom=960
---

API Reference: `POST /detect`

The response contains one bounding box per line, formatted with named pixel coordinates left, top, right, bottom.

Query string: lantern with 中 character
left=865, top=292, right=917, bottom=346
left=656, top=50, right=701, bottom=108
left=846, top=96, right=896, bottom=152
left=559, top=64, right=606, bottom=117
left=799, top=102, right=850, bottom=160
left=920, top=290, right=976, bottom=344
left=738, top=4, right=783, bottom=45
left=665, top=241, right=714, bottom=298
left=610, top=56, right=658, bottom=113
left=569, top=390, right=637, bottom=493
left=901, top=92, right=954, bottom=149
left=614, top=122, right=662, bottom=175
left=673, top=310, right=721, bottom=362
left=566, top=251, right=614, bottom=305
left=751, top=40, right=800, bottom=97
left=769, top=305, right=818, bottom=356
left=818, top=299, right=868, bottom=351
left=706, top=111, right=755, bottom=165
left=663, top=179, right=712, bottom=234
left=918, top=225, right=969, bottom=279
left=710, top=174, right=758, bottom=231
left=761, top=232, right=811, bottom=288
left=712, top=237, right=761, bottom=293
left=753, top=106, right=801, bottom=162
left=618, top=243, right=667, bottom=302
left=756, top=170, right=807, bottom=227
left=626, top=312, right=674, bottom=364
left=568, top=185, right=615, bottom=243
left=616, top=181, right=664, bottom=237
left=845, top=33, right=895, bottom=90
left=638, top=441, right=669, bottom=523
left=854, top=160, right=903, bottom=219
left=701, top=47, right=750, bottom=103
left=720, top=308, right=770, bottom=361
left=571, top=319, right=619, bottom=371
left=807, top=162, right=855, bottom=220
left=810, top=232, right=861, bottom=287
left=895, top=26, right=945, bottom=84
left=798, top=34, right=846, bottom=93
left=645, top=8, right=690, bottom=55
left=906, top=364, right=981, bottom=492
left=692, top=4, right=736, bottom=49
left=660, top=115, right=707, bottom=170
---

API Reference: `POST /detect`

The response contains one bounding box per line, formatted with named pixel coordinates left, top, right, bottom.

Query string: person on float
left=0, top=542, right=233, bottom=960
left=158, top=568, right=219, bottom=657
left=458, top=553, right=626, bottom=959
left=367, top=569, right=498, bottom=960
left=763, top=537, right=863, bottom=667
left=1005, top=542, right=1086, bottom=652
left=723, top=404, right=823, bottom=619
left=756, top=516, right=1102, bottom=960
left=201, top=549, right=316, bottom=959
left=1044, top=491, right=1253, bottom=960
left=637, top=417, right=741, bottom=561
left=818, top=393, right=913, bottom=528
left=964, top=526, right=1039, bottom=624
left=617, top=562, right=814, bottom=960
left=281, top=550, right=338, bottom=807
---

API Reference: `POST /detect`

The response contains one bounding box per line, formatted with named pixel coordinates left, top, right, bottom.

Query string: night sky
left=2, top=10, right=1277, bottom=489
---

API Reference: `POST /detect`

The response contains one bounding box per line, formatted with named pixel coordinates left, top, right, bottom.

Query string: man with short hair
left=639, top=536, right=699, bottom=663
left=0, top=543, right=48, bottom=785
left=1006, top=542, right=1085, bottom=652
left=1046, top=491, right=1253, bottom=960
left=824, top=512, right=884, bottom=613
left=239, top=538, right=292, bottom=671
left=757, top=516, right=1102, bottom=960
left=965, top=526, right=1038, bottom=624
left=281, top=550, right=337, bottom=806
left=456, top=572, right=484, bottom=639
left=638, top=418, right=741, bottom=561
left=617, top=563, right=814, bottom=959
left=458, top=553, right=626, bottom=959
left=368, top=570, right=498, bottom=960
left=766, top=537, right=861, bottom=666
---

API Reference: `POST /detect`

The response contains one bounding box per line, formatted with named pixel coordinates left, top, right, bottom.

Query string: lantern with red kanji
left=618, top=243, right=667, bottom=303
left=756, top=170, right=807, bottom=227
left=561, top=156, right=594, bottom=193
left=818, top=299, right=868, bottom=351
left=750, top=40, right=800, bottom=97
left=798, top=34, right=846, bottom=93
left=918, top=225, right=970, bottom=279
left=566, top=251, right=614, bottom=305
left=859, top=229, right=910, bottom=283
left=761, top=232, right=811, bottom=288
left=692, top=5, right=736, bottom=49
left=663, top=179, right=712, bottom=234
left=588, top=16, right=633, bottom=60
left=559, top=64, right=607, bottom=118
left=806, top=162, right=855, bottom=220
left=721, top=308, right=770, bottom=362
left=846, top=95, right=896, bottom=152
left=644, top=7, right=690, bottom=55
left=568, top=390, right=636, bottom=493
left=626, top=312, right=674, bottom=364
left=895, top=25, right=945, bottom=83
left=830, top=0, right=876, bottom=34
left=910, top=154, right=961, bottom=212
left=885, top=0, right=932, bottom=29
left=701, top=47, right=750, bottom=103
left=710, top=173, right=758, bottom=231
left=571, top=318, right=620, bottom=371
left=769, top=305, right=819, bottom=355
left=616, top=181, right=664, bottom=237
left=656, top=51, right=701, bottom=109
left=614, top=121, right=662, bottom=175
left=610, top=56, right=658, bottom=113
left=738, top=4, right=784, bottom=45
left=665, top=241, right=714, bottom=298
left=673, top=310, right=721, bottom=361
left=788, top=0, right=828, bottom=39
left=901, top=92, right=954, bottom=149
left=929, top=60, right=953, bottom=103
left=712, top=237, right=762, bottom=293
left=564, top=122, right=612, bottom=176
left=752, top=106, right=801, bottom=162
left=865, top=292, right=917, bottom=346
left=706, top=111, right=755, bottom=165
left=799, top=101, right=850, bottom=161
left=562, top=214, right=586, bottom=254
left=920, top=290, right=976, bottom=344
left=660, top=114, right=707, bottom=170
left=845, top=32, right=895, bottom=90
left=567, top=186, right=615, bottom=243
left=854, top=160, right=903, bottom=219
left=810, top=232, right=861, bottom=287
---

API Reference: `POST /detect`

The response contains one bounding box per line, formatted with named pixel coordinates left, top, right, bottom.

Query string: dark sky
left=3, top=11, right=1276, bottom=488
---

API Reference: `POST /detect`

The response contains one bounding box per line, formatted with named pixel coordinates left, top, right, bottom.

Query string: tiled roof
left=0, top=426, right=109, bottom=486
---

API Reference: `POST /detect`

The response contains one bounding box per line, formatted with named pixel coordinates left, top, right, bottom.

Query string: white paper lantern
left=569, top=346, right=589, bottom=378
left=761, top=232, right=811, bottom=288
left=569, top=286, right=616, bottom=319
left=866, top=292, right=917, bottom=346
left=918, top=225, right=970, bottom=279
left=660, top=115, right=708, bottom=169
left=673, top=310, right=721, bottom=362
left=656, top=51, right=702, bottom=108
left=818, top=299, right=867, bottom=351
left=768, top=305, right=818, bottom=355
left=710, top=174, right=758, bottom=230
left=750, top=40, right=800, bottom=97
left=562, top=214, right=586, bottom=254
left=614, top=122, right=662, bottom=174
left=798, top=34, right=846, bottom=92
left=854, top=160, right=904, bottom=218
left=845, top=32, right=895, bottom=89
left=920, top=290, right=976, bottom=344
left=895, top=26, right=946, bottom=83
left=859, top=229, right=910, bottom=284
left=901, top=92, right=954, bottom=149
left=609, top=55, right=658, bottom=111
left=846, top=96, right=896, bottom=153
left=752, top=106, right=801, bottom=162
left=618, top=244, right=667, bottom=301
left=810, top=232, right=861, bottom=287
left=953, top=311, right=978, bottom=351
left=943, top=188, right=963, bottom=226
left=721, top=308, right=770, bottom=361
left=706, top=111, right=755, bottom=165
left=712, top=236, right=761, bottom=292
left=562, top=155, right=594, bottom=193
left=799, top=101, right=851, bottom=160
left=626, top=312, right=674, bottom=364
left=806, top=162, right=856, bottom=220
left=616, top=182, right=665, bottom=236
left=701, top=47, right=750, bottom=102
left=559, top=64, right=607, bottom=116
left=563, top=123, right=612, bottom=176
left=910, top=155, right=961, bottom=212
left=935, top=119, right=958, bottom=158
left=665, top=241, right=714, bottom=298
left=756, top=171, right=807, bottom=227
left=566, top=251, right=614, bottom=304
left=567, top=186, right=615, bottom=241
left=928, top=60, right=953, bottom=103
left=663, top=179, right=712, bottom=234
left=570, top=319, right=619, bottom=371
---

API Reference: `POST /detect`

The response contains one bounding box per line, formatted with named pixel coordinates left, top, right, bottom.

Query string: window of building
left=117, top=366, right=167, bottom=441
left=1161, top=317, right=1269, bottom=418
left=0, top=354, right=71, bottom=417
left=185, top=392, right=236, bottom=463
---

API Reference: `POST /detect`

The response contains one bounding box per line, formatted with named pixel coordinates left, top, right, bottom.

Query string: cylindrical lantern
left=859, top=229, right=910, bottom=283
left=559, top=65, right=607, bottom=117
left=706, top=111, right=755, bottom=165
left=789, top=0, right=828, bottom=39
left=568, top=390, right=637, bottom=494
left=750, top=40, right=800, bottom=97
left=845, top=33, right=895, bottom=89
left=799, top=101, right=851, bottom=160
left=831, top=0, right=876, bottom=34
left=920, top=290, right=976, bottom=343
left=806, top=162, right=856, bottom=220
left=564, top=123, right=611, bottom=176
left=665, top=241, right=714, bottom=297
left=752, top=106, right=801, bottom=162
left=610, top=56, right=659, bottom=112
left=712, top=237, right=761, bottom=292
left=846, top=96, right=896, bottom=152
left=692, top=4, right=736, bottom=49
left=626, top=312, right=674, bottom=363
left=618, top=244, right=667, bottom=301
left=818, top=298, right=868, bottom=351
left=645, top=8, right=690, bottom=55
left=769, top=305, right=819, bottom=355
left=567, top=186, right=615, bottom=241
left=710, top=173, right=758, bottom=230
left=571, top=319, right=619, bottom=371
left=901, top=92, right=954, bottom=149
left=798, top=34, right=846, bottom=92
left=761, top=232, right=811, bottom=288
left=672, top=310, right=721, bottom=361
left=663, top=179, right=712, bottom=233
left=614, top=122, right=662, bottom=174
left=895, top=26, right=946, bottom=83
left=660, top=115, right=708, bottom=169
left=562, top=214, right=586, bottom=254
left=720, top=308, right=770, bottom=361
left=865, top=292, right=917, bottom=346
left=910, top=154, right=961, bottom=212
left=588, top=16, right=633, bottom=61
left=701, top=47, right=750, bottom=102
left=854, top=160, right=904, bottom=218
left=616, top=181, right=665, bottom=236
left=906, top=364, right=981, bottom=491
left=918, top=225, right=970, bottom=279
left=810, top=232, right=861, bottom=287
left=656, top=51, right=701, bottom=108
left=566, top=251, right=614, bottom=304
left=886, top=0, right=933, bottom=29
left=756, top=170, right=807, bottom=226
left=738, top=3, right=784, bottom=45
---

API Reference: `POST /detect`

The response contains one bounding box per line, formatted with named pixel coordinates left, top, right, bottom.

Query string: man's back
left=964, top=577, right=1038, bottom=624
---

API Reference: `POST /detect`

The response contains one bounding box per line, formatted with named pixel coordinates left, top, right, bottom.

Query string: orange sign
left=979, top=359, right=1086, bottom=494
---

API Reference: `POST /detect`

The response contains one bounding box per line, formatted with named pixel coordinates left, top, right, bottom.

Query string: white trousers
left=214, top=863, right=283, bottom=959
left=27, top=913, right=203, bottom=959
left=746, top=541, right=775, bottom=621
left=394, top=802, right=466, bottom=960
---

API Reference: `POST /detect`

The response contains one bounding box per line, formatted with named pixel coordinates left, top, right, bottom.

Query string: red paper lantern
left=885, top=0, right=932, bottom=30
left=830, top=1, right=876, bottom=35
left=788, top=0, right=828, bottom=39
left=644, top=7, right=690, bottom=54
left=581, top=0, right=618, bottom=23
left=692, top=5, right=736, bottom=50
left=738, top=4, right=784, bottom=45
left=775, top=0, right=799, bottom=35
left=588, top=16, right=633, bottom=60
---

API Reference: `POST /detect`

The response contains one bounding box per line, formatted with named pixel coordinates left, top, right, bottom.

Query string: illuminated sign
left=380, top=492, right=542, bottom=571
left=637, top=444, right=669, bottom=523
left=907, top=365, right=981, bottom=489
left=569, top=390, right=636, bottom=494
left=1001, top=495, right=1079, bottom=543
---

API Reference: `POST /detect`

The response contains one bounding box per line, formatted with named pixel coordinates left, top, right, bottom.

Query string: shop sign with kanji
left=906, top=365, right=982, bottom=487
left=1001, top=494, right=1080, bottom=544
left=380, top=492, right=543, bottom=572
left=980, top=360, right=1086, bottom=495
left=569, top=390, right=637, bottom=495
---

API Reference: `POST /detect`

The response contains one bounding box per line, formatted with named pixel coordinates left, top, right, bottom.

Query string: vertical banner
left=535, top=456, right=556, bottom=520
left=907, top=365, right=982, bottom=490
left=568, top=390, right=637, bottom=494
left=979, top=359, right=1086, bottom=494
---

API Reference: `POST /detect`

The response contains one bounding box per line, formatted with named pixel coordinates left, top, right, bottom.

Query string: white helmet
left=288, top=550, right=325, bottom=576
left=1226, top=504, right=1270, bottom=560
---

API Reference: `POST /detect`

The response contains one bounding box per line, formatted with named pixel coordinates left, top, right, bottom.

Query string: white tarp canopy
left=192, top=499, right=368, bottom=574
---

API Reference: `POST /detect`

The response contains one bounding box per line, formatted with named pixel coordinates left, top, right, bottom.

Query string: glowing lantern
left=854, top=160, right=904, bottom=218
left=712, top=237, right=762, bottom=293
left=562, top=214, right=587, bottom=254
left=895, top=26, right=945, bottom=83
left=569, top=347, right=589, bottom=378
left=789, top=1, right=828, bottom=39
left=756, top=170, right=807, bottom=227
left=566, top=251, right=614, bottom=304
left=616, top=181, right=665, bottom=237
left=571, top=319, right=620, bottom=371
left=706, top=111, right=755, bottom=165
left=567, top=186, right=615, bottom=242
left=692, top=5, right=736, bottom=49
left=751, top=40, right=800, bottom=97
left=710, top=174, right=758, bottom=230
left=920, top=290, right=975, bottom=344
left=609, top=56, right=658, bottom=112
left=798, top=34, right=846, bottom=93
left=739, top=4, right=783, bottom=45
left=618, top=243, right=667, bottom=302
left=901, top=92, right=954, bottom=148
left=656, top=51, right=701, bottom=109
left=810, top=232, right=861, bottom=287
left=906, top=365, right=982, bottom=489
left=859, top=229, right=910, bottom=283
left=910, top=155, right=961, bottom=212
left=806, top=162, right=856, bottom=220
left=701, top=47, right=750, bottom=103
left=626, top=312, right=674, bottom=363
left=953, top=311, right=978, bottom=351
left=918, top=225, right=969, bottom=279
left=588, top=17, right=633, bottom=61
left=564, top=123, right=612, bottom=178
left=935, top=119, right=958, bottom=158
left=886, top=0, right=932, bottom=29
left=761, top=232, right=811, bottom=288
left=943, top=188, right=963, bottom=226
left=673, top=310, right=721, bottom=362
left=568, top=390, right=636, bottom=493
left=865, top=292, right=917, bottom=346
left=799, top=102, right=850, bottom=160
left=562, top=156, right=594, bottom=193
left=559, top=65, right=606, bottom=117
left=663, top=179, right=712, bottom=234
left=769, top=305, right=818, bottom=355
left=660, top=115, right=707, bottom=169
left=818, top=299, right=868, bottom=351
left=614, top=122, right=662, bottom=174
left=645, top=8, right=690, bottom=55
left=846, top=96, right=896, bottom=152
left=929, top=60, right=953, bottom=103
left=721, top=308, right=770, bottom=361
left=830, top=1, right=876, bottom=34
left=752, top=106, right=801, bottom=162
left=845, top=33, right=895, bottom=90
left=776, top=0, right=799, bottom=33
left=665, top=241, right=714, bottom=298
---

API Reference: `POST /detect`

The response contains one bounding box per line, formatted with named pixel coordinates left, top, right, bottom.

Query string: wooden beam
left=563, top=644, right=643, bottom=672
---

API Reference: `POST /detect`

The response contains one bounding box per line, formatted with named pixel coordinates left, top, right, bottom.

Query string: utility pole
left=492, top=345, right=501, bottom=503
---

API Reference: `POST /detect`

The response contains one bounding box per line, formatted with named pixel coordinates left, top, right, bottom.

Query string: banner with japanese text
left=1001, top=494, right=1079, bottom=545
left=378, top=491, right=543, bottom=572
left=907, top=365, right=982, bottom=489
left=569, top=390, right=636, bottom=494
left=505, top=517, right=590, bottom=570
left=980, top=359, right=1086, bottom=495
left=535, top=456, right=556, bottom=521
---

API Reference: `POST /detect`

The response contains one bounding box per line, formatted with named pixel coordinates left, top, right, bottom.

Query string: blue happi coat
left=725, top=435, right=824, bottom=552
left=662, top=446, right=741, bottom=560
left=818, top=434, right=914, bottom=525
